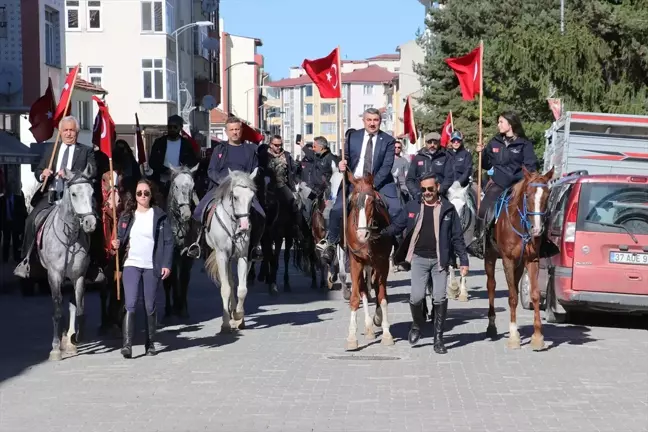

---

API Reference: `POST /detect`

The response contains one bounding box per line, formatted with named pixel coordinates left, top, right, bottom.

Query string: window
left=141, top=1, right=163, bottom=32
left=165, top=0, right=175, bottom=35
left=77, top=101, right=91, bottom=130
left=363, top=104, right=374, bottom=111
left=305, top=123, right=313, bottom=135
left=44, top=8, right=61, bottom=67
left=320, top=103, right=336, bottom=116
left=577, top=183, right=648, bottom=235
left=87, top=1, right=101, bottom=30
left=194, top=26, right=209, bottom=59
left=321, top=122, right=336, bottom=135
left=88, top=67, right=103, bottom=87
left=65, top=0, right=79, bottom=29
left=142, top=59, right=165, bottom=100
left=329, top=141, right=337, bottom=153
left=304, top=104, right=313, bottom=116
left=363, top=85, right=374, bottom=95
left=67, top=66, right=83, bottom=75
left=166, top=59, right=177, bottom=102
left=304, top=85, right=313, bottom=97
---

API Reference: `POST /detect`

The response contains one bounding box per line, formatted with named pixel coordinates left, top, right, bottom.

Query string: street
left=0, top=257, right=647, bottom=432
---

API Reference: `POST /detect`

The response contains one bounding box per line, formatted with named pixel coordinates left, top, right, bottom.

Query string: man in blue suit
left=318, top=108, right=402, bottom=264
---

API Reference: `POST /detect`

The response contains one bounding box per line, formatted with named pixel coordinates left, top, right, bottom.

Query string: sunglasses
left=136, top=190, right=151, bottom=197
left=426, top=140, right=438, bottom=145
left=420, top=186, right=437, bottom=192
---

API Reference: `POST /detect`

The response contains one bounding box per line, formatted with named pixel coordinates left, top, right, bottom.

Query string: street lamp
left=225, top=61, right=258, bottom=114
left=172, top=20, right=214, bottom=115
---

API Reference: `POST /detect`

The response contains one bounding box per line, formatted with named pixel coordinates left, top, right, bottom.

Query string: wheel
left=545, top=275, right=569, bottom=324
left=519, top=269, right=532, bottom=310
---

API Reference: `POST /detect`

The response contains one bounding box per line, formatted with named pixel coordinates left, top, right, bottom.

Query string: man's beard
left=423, top=193, right=437, bottom=203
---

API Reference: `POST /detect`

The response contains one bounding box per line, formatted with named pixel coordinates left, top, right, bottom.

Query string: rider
left=15, top=116, right=99, bottom=280
left=447, top=131, right=473, bottom=188
left=406, top=132, right=453, bottom=201
left=392, top=139, right=410, bottom=202
left=466, top=111, right=539, bottom=259
left=190, top=116, right=264, bottom=261
left=318, top=108, right=403, bottom=264
left=261, top=135, right=299, bottom=216
left=299, top=136, right=339, bottom=223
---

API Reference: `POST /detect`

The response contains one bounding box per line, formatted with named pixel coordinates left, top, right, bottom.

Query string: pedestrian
left=111, top=179, right=172, bottom=359
left=405, top=132, right=453, bottom=201
left=392, top=173, right=469, bottom=353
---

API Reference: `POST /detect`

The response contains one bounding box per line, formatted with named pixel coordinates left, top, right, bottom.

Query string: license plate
left=609, top=251, right=648, bottom=265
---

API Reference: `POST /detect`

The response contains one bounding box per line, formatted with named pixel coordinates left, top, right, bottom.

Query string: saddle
left=483, top=187, right=513, bottom=241
left=200, top=197, right=218, bottom=231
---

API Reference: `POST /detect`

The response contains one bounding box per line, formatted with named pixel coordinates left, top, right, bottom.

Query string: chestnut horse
left=344, top=172, right=393, bottom=350
left=484, top=167, right=554, bottom=351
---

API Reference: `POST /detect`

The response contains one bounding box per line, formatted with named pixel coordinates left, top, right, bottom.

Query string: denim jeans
left=410, top=254, right=448, bottom=304
left=122, top=266, right=160, bottom=316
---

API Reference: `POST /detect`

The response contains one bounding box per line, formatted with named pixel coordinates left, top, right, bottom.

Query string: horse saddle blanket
left=35, top=205, right=56, bottom=249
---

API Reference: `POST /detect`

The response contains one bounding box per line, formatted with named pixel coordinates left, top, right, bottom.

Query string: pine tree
left=415, top=0, right=648, bottom=163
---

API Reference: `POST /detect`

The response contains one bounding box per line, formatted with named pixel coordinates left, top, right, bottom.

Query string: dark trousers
left=478, top=182, right=505, bottom=221
left=122, top=266, right=160, bottom=316
left=2, top=224, right=21, bottom=262
left=21, top=197, right=52, bottom=259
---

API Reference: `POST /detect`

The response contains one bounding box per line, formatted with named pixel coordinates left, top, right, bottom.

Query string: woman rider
left=466, top=111, right=539, bottom=259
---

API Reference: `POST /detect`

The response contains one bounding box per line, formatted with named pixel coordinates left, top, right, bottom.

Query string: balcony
left=194, top=78, right=221, bottom=107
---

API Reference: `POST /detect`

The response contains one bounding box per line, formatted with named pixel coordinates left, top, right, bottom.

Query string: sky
left=220, top=0, right=426, bottom=79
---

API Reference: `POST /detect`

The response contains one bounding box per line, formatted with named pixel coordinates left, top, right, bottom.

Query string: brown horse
left=344, top=172, right=393, bottom=350
left=484, top=167, right=554, bottom=350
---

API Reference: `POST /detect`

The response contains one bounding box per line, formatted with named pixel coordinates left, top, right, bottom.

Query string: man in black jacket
left=0, top=178, right=27, bottom=263
left=391, top=173, right=469, bottom=353
left=406, top=132, right=453, bottom=201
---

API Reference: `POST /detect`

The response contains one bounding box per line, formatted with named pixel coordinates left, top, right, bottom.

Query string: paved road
left=0, top=257, right=646, bottom=432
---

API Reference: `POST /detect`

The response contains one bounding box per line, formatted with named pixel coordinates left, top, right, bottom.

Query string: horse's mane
left=213, top=170, right=256, bottom=204
left=510, top=171, right=546, bottom=202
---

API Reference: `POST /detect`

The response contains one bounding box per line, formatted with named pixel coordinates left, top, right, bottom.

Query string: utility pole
left=560, top=0, right=565, bottom=34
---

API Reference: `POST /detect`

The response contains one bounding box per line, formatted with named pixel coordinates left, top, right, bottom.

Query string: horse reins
left=505, top=181, right=548, bottom=266
left=214, top=187, right=253, bottom=249
left=347, top=191, right=382, bottom=259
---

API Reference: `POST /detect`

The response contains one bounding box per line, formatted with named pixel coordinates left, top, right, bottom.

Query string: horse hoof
left=269, top=284, right=279, bottom=296
left=373, top=315, right=382, bottom=327
left=343, top=287, right=351, bottom=301
left=381, top=334, right=395, bottom=346
left=49, top=350, right=62, bottom=361
left=237, top=319, right=246, bottom=330
left=507, top=337, right=521, bottom=350
left=530, top=334, right=545, bottom=351
left=345, top=339, right=358, bottom=351
left=365, top=328, right=375, bottom=340
left=486, top=325, right=498, bottom=339
left=219, top=326, right=233, bottom=334
left=327, top=276, right=334, bottom=289
left=458, top=293, right=469, bottom=302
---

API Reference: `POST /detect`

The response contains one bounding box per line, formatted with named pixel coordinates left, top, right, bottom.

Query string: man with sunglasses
left=391, top=173, right=469, bottom=353
left=392, top=139, right=410, bottom=202
left=406, top=132, right=453, bottom=201
left=447, top=131, right=473, bottom=188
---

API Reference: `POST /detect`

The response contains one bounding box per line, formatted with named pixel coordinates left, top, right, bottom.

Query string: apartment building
left=65, top=0, right=220, bottom=149
left=392, top=40, right=425, bottom=147
left=267, top=54, right=399, bottom=157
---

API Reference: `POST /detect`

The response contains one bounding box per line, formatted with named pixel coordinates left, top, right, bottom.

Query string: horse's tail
left=204, top=250, right=220, bottom=284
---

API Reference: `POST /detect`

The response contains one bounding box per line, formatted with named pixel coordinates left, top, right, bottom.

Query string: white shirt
left=164, top=138, right=182, bottom=169
left=353, top=131, right=377, bottom=178
left=41, top=143, right=75, bottom=182
left=123, top=208, right=155, bottom=269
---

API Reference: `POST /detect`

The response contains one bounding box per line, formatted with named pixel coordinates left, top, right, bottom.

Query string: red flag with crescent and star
left=53, top=65, right=80, bottom=125
left=92, top=96, right=115, bottom=158
left=444, top=45, right=482, bottom=101
left=28, top=78, right=57, bottom=142
left=135, top=113, right=146, bottom=164
left=440, top=111, right=453, bottom=148
left=301, top=48, right=341, bottom=99
left=403, top=95, right=417, bottom=144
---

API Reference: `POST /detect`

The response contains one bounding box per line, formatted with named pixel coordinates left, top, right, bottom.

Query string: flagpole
left=477, top=40, right=484, bottom=210
left=108, top=159, right=122, bottom=301
left=40, top=63, right=81, bottom=193
left=450, top=110, right=454, bottom=132
left=337, top=45, right=347, bottom=249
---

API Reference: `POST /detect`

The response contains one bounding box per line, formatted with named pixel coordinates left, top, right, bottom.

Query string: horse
left=484, top=167, right=554, bottom=351
left=344, top=172, right=394, bottom=350
left=164, top=164, right=199, bottom=318
left=446, top=181, right=478, bottom=302
left=203, top=168, right=258, bottom=332
left=23, top=166, right=97, bottom=360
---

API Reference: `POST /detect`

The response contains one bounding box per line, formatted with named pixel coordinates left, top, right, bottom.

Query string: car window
left=577, top=182, right=648, bottom=235
left=550, top=185, right=572, bottom=233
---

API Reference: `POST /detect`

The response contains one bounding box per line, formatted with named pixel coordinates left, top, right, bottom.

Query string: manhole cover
left=327, top=355, right=401, bottom=361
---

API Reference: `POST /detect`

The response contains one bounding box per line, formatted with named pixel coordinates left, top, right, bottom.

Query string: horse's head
left=169, top=164, right=199, bottom=222
left=520, top=167, right=554, bottom=237
left=62, top=164, right=97, bottom=233
left=448, top=182, right=469, bottom=216
left=347, top=171, right=380, bottom=244
left=228, top=167, right=257, bottom=234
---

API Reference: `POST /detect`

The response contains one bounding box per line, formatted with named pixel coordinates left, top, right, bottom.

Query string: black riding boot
left=248, top=212, right=264, bottom=262
left=121, top=311, right=135, bottom=359
left=539, top=236, right=560, bottom=258
left=408, top=301, right=427, bottom=345
left=145, top=313, right=157, bottom=356
left=433, top=299, right=448, bottom=354
left=466, top=217, right=485, bottom=259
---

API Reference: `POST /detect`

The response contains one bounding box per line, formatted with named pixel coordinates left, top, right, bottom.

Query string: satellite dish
left=202, top=37, right=220, bottom=53
left=201, top=95, right=217, bottom=111
left=0, top=63, right=22, bottom=95
left=201, top=0, right=218, bottom=14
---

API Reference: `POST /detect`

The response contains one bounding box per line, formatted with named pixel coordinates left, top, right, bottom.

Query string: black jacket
left=481, top=135, right=538, bottom=189
left=448, top=147, right=473, bottom=187
left=296, top=144, right=316, bottom=185
left=116, top=206, right=173, bottom=274
left=310, top=149, right=338, bottom=195
left=0, top=193, right=27, bottom=231
left=406, top=148, right=453, bottom=200
left=207, top=141, right=259, bottom=188
left=148, top=135, right=199, bottom=183
left=391, top=197, right=469, bottom=268
left=263, top=149, right=297, bottom=190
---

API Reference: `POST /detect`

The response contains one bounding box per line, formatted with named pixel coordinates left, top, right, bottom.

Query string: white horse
left=327, top=161, right=348, bottom=293
left=204, top=168, right=258, bottom=332
left=447, top=181, right=477, bottom=302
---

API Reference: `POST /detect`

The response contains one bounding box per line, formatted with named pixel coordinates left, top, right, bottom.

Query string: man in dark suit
left=16, top=116, right=98, bottom=279
left=0, top=178, right=27, bottom=263
left=319, top=108, right=403, bottom=264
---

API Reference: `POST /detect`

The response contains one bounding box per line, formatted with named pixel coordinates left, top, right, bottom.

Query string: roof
left=268, top=65, right=397, bottom=88
left=0, top=131, right=39, bottom=164
left=210, top=107, right=229, bottom=124
left=366, top=53, right=400, bottom=61
left=75, top=77, right=107, bottom=94
left=223, top=32, right=263, bottom=46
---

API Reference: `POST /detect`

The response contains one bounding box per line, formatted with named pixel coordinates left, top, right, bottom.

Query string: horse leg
left=69, top=276, right=86, bottom=349
left=233, top=256, right=249, bottom=330
left=283, top=235, right=292, bottom=292
left=361, top=269, right=374, bottom=340
left=447, top=265, right=460, bottom=299
left=502, top=257, right=522, bottom=349
left=309, top=255, right=318, bottom=290
left=98, top=279, right=109, bottom=334
left=376, top=261, right=394, bottom=346
left=346, top=257, right=362, bottom=351
left=526, top=259, right=545, bottom=351
left=320, top=262, right=327, bottom=291
left=64, top=293, right=78, bottom=355
left=164, top=277, right=173, bottom=317
left=459, top=274, right=469, bottom=302
left=267, top=239, right=280, bottom=296
left=48, top=273, right=64, bottom=361
left=216, top=252, right=233, bottom=334
left=179, top=256, right=191, bottom=318
left=247, top=262, right=256, bottom=285
left=485, top=251, right=498, bottom=339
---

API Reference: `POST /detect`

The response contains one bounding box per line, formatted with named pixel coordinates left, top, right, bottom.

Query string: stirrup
left=315, top=239, right=329, bottom=252
left=186, top=243, right=201, bottom=259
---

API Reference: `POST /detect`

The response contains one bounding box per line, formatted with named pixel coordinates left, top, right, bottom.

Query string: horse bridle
left=348, top=190, right=382, bottom=258
left=215, top=187, right=253, bottom=241
left=66, top=175, right=96, bottom=223
left=506, top=181, right=549, bottom=265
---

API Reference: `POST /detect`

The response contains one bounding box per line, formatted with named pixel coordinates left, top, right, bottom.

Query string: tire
left=519, top=269, right=532, bottom=310
left=545, top=274, right=568, bottom=324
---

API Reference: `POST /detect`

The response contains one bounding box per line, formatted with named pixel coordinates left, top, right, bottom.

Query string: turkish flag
left=28, top=78, right=57, bottom=142
left=53, top=65, right=80, bottom=125
left=92, top=96, right=115, bottom=158
left=444, top=45, right=482, bottom=101
left=403, top=96, right=417, bottom=144
left=134, top=113, right=146, bottom=164
left=301, top=48, right=341, bottom=99
left=547, top=98, right=562, bottom=120
left=180, top=128, right=201, bottom=155
left=241, top=122, right=264, bottom=144
left=440, top=112, right=453, bottom=148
